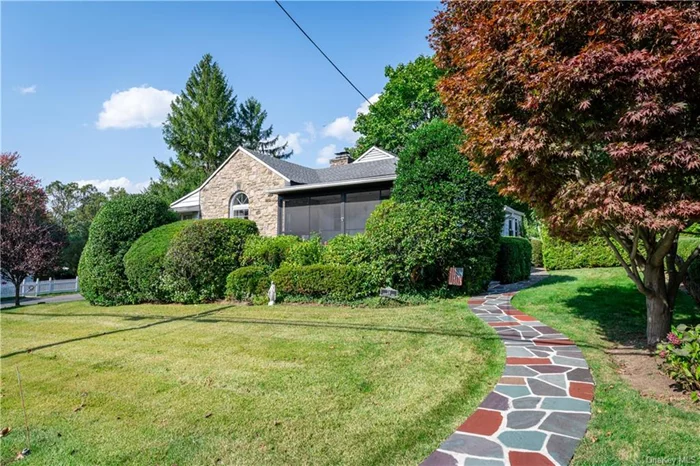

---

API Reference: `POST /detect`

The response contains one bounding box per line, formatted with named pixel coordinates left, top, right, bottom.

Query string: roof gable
left=354, top=146, right=397, bottom=163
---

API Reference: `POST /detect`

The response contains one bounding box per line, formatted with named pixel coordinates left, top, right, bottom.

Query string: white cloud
left=316, top=144, right=337, bottom=165
left=276, top=122, right=317, bottom=155
left=322, top=116, right=357, bottom=143
left=278, top=132, right=304, bottom=154
left=75, top=177, right=151, bottom=194
left=322, top=93, right=381, bottom=143
left=96, top=86, right=176, bottom=129
left=356, top=93, right=381, bottom=116
left=18, top=85, right=37, bottom=95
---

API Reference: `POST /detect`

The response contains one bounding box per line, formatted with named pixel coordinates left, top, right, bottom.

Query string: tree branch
left=649, top=227, right=678, bottom=266
left=603, top=232, right=654, bottom=298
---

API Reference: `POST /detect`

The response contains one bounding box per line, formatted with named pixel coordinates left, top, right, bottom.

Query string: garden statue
left=268, top=282, right=276, bottom=306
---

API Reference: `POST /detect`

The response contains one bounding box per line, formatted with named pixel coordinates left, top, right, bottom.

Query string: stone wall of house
left=199, top=151, right=285, bottom=236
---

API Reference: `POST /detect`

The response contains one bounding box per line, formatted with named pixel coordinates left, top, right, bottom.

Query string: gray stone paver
left=420, top=269, right=594, bottom=466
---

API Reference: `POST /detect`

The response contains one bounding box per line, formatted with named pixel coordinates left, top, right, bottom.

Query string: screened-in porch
left=279, top=185, right=392, bottom=241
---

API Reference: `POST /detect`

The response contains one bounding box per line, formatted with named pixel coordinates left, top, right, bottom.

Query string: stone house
left=170, top=145, right=524, bottom=239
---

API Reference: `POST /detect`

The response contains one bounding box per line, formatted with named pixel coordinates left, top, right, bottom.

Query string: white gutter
left=265, top=175, right=396, bottom=194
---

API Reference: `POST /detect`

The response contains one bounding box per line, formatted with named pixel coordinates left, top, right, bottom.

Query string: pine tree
left=237, top=97, right=291, bottom=159
left=153, top=54, right=241, bottom=202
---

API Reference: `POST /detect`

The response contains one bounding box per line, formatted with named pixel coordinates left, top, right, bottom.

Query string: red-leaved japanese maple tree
left=431, top=1, right=700, bottom=345
left=1, top=153, right=64, bottom=306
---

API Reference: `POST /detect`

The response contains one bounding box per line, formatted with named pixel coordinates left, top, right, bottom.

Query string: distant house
left=171, top=146, right=524, bottom=240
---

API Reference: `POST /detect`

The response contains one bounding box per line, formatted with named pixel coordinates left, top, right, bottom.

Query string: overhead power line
left=274, top=0, right=372, bottom=107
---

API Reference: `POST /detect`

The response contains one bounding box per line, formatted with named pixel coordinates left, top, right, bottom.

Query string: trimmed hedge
left=541, top=229, right=618, bottom=270
left=241, top=235, right=300, bottom=270
left=78, top=194, right=176, bottom=306
left=123, top=220, right=192, bottom=303
left=162, top=219, right=258, bottom=303
left=495, top=237, right=532, bottom=284
left=365, top=200, right=497, bottom=294
left=679, top=236, right=700, bottom=305
left=321, top=233, right=372, bottom=266
left=282, top=235, right=323, bottom=267
left=226, top=266, right=270, bottom=301
left=270, top=264, right=372, bottom=301
left=530, top=238, right=543, bottom=267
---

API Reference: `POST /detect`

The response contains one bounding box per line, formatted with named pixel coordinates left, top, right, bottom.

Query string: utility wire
left=274, top=0, right=372, bottom=107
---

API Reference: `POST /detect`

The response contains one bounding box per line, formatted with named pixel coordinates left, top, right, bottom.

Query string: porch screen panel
left=345, top=191, right=381, bottom=235
left=309, top=194, right=342, bottom=241
left=283, top=197, right=310, bottom=238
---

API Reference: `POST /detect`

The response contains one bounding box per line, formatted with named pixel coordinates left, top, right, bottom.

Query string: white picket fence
left=0, top=277, right=79, bottom=298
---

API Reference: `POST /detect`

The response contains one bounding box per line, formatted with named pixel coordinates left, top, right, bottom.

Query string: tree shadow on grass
left=561, top=282, right=700, bottom=349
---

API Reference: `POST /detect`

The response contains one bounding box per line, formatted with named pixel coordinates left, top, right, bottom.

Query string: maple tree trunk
left=14, top=281, right=21, bottom=307
left=644, top=263, right=671, bottom=346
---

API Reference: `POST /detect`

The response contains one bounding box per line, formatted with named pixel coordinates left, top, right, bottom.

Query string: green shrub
left=282, top=235, right=323, bottom=267
left=270, top=264, right=372, bottom=301
left=123, top=220, right=192, bottom=303
left=78, top=194, right=176, bottom=306
left=530, top=238, right=543, bottom=267
left=656, top=324, right=700, bottom=402
left=162, top=219, right=258, bottom=303
left=241, top=235, right=300, bottom=270
left=365, top=200, right=496, bottom=294
left=541, top=228, right=619, bottom=270
left=321, top=234, right=372, bottom=266
left=679, top=236, right=700, bottom=305
left=495, top=237, right=532, bottom=284
left=226, top=266, right=270, bottom=301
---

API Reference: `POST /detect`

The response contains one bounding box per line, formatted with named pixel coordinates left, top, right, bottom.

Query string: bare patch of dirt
left=607, top=343, right=699, bottom=411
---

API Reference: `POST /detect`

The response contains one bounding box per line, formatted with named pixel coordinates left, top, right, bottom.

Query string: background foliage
left=495, top=237, right=532, bottom=284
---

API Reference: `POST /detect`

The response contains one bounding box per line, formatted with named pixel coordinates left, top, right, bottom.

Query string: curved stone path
left=421, top=271, right=594, bottom=466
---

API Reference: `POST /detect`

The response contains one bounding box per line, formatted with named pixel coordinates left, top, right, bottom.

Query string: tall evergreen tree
left=237, top=97, right=291, bottom=159
left=152, top=54, right=241, bottom=202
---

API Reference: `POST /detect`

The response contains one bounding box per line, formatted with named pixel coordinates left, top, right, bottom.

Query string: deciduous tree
left=1, top=153, right=64, bottom=306
left=353, top=55, right=445, bottom=155
left=431, top=1, right=700, bottom=345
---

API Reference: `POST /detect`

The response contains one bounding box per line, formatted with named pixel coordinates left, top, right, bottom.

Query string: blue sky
left=2, top=1, right=438, bottom=192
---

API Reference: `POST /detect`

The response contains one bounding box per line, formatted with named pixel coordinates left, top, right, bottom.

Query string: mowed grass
left=513, top=268, right=700, bottom=466
left=0, top=299, right=503, bottom=465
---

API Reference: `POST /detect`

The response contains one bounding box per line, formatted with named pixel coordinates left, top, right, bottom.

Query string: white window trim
left=229, top=191, right=250, bottom=219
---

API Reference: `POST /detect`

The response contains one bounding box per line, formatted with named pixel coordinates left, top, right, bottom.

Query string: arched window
left=229, top=192, right=249, bottom=219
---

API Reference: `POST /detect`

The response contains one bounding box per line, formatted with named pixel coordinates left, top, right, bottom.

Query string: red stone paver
left=488, top=322, right=515, bottom=327
left=516, top=315, right=538, bottom=322
left=506, top=357, right=552, bottom=365
left=456, top=409, right=503, bottom=436
left=509, top=451, right=556, bottom=466
left=569, top=382, right=594, bottom=401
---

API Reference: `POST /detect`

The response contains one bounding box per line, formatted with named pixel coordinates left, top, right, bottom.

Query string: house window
left=229, top=192, right=249, bottom=219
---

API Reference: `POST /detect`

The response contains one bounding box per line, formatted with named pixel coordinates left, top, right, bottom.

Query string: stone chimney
left=330, top=150, right=354, bottom=167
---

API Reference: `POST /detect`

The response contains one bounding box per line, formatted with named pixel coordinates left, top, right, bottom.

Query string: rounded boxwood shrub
left=241, top=235, right=300, bottom=270
left=530, top=238, right=544, bottom=267
left=321, top=233, right=372, bottom=266
left=270, top=264, right=371, bottom=301
left=162, top=219, right=258, bottom=303
left=281, top=235, right=323, bottom=267
left=495, top=237, right=532, bottom=284
left=123, top=220, right=192, bottom=303
left=78, top=194, right=176, bottom=306
left=226, top=266, right=270, bottom=301
left=365, top=199, right=496, bottom=294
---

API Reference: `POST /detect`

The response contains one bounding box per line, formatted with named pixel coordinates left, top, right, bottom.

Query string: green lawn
left=0, top=300, right=503, bottom=465
left=513, top=268, right=700, bottom=466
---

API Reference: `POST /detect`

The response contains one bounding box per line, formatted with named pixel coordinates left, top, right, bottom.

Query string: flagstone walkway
left=421, top=270, right=594, bottom=466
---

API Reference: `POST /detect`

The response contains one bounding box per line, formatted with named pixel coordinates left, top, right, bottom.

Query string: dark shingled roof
left=247, top=149, right=397, bottom=185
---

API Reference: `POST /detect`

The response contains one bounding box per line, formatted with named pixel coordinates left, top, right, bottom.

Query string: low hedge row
left=495, top=237, right=532, bottom=284
left=541, top=229, right=618, bottom=270
left=270, top=264, right=372, bottom=301
left=241, top=235, right=300, bottom=270
left=226, top=266, right=271, bottom=301
left=530, top=238, right=543, bottom=267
